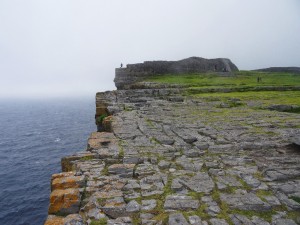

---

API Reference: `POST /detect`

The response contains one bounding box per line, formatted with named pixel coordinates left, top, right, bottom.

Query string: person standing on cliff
left=120, top=63, right=123, bottom=68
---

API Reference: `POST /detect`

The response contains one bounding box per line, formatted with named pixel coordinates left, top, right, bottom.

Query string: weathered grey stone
left=141, top=213, right=156, bottom=225
left=141, top=200, right=157, bottom=211
left=126, top=200, right=140, bottom=212
left=107, top=216, right=132, bottom=225
left=64, top=214, right=84, bottom=225
left=123, top=180, right=140, bottom=191
left=154, top=136, right=175, bottom=145
left=264, top=169, right=300, bottom=182
left=209, top=168, right=225, bottom=176
left=210, top=218, right=229, bottom=225
left=271, top=218, right=297, bottom=225
left=185, top=149, right=201, bottom=157
left=241, top=175, right=267, bottom=189
left=196, top=143, right=209, bottom=150
left=108, top=164, right=135, bottom=178
left=221, top=156, right=252, bottom=166
left=171, top=178, right=183, bottom=191
left=264, top=196, right=281, bottom=207
left=220, top=193, right=272, bottom=211
left=208, top=205, right=221, bottom=215
left=168, top=213, right=189, bottom=225
left=216, top=175, right=242, bottom=190
left=124, top=191, right=141, bottom=200
left=228, top=166, right=258, bottom=177
left=158, top=160, right=170, bottom=170
left=179, top=173, right=214, bottom=193
left=135, top=163, right=157, bottom=178
left=101, top=197, right=128, bottom=219
left=275, top=192, right=300, bottom=210
left=86, top=208, right=106, bottom=220
left=205, top=161, right=219, bottom=169
left=230, top=214, right=254, bottom=225
left=188, top=215, right=202, bottom=225
left=123, top=156, right=142, bottom=164
left=164, top=195, right=199, bottom=210
left=209, top=144, right=234, bottom=153
left=251, top=216, right=270, bottom=225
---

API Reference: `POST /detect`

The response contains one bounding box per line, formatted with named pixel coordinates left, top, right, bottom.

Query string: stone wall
left=114, top=57, right=239, bottom=89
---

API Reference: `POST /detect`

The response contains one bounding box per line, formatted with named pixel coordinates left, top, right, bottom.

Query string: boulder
left=51, top=173, right=84, bottom=191
left=48, top=188, right=81, bottom=215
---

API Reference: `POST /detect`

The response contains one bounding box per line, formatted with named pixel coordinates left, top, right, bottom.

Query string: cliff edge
left=44, top=58, right=300, bottom=225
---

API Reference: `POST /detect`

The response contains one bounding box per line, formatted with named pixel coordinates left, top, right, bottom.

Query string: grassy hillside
left=145, top=71, right=300, bottom=88
left=146, top=71, right=300, bottom=113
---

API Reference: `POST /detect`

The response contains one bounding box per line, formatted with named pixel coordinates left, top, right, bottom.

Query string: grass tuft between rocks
left=90, top=218, right=107, bottom=225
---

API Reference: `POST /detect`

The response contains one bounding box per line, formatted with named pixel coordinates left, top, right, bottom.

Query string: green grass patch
left=80, top=155, right=94, bottom=161
left=152, top=210, right=169, bottom=224
left=256, top=190, right=274, bottom=202
left=145, top=118, right=155, bottom=128
left=101, top=166, right=109, bottom=176
left=253, top=171, right=264, bottom=180
left=150, top=137, right=161, bottom=145
left=193, top=91, right=300, bottom=107
left=211, top=188, right=221, bottom=203
left=118, top=148, right=124, bottom=158
left=145, top=71, right=300, bottom=88
left=90, top=218, right=107, bottom=225
left=97, top=198, right=106, bottom=207
left=222, top=186, right=239, bottom=194
left=131, top=213, right=141, bottom=225
left=142, top=176, right=174, bottom=224
left=287, top=210, right=300, bottom=222
left=184, top=203, right=210, bottom=221
left=237, top=178, right=252, bottom=192
left=230, top=209, right=276, bottom=222
left=188, top=191, right=205, bottom=200
left=290, top=196, right=300, bottom=204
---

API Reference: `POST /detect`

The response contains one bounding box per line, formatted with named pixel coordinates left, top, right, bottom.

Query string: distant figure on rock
left=120, top=63, right=123, bottom=68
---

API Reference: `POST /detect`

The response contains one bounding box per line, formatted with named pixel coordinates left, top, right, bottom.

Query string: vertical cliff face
left=114, top=57, right=239, bottom=89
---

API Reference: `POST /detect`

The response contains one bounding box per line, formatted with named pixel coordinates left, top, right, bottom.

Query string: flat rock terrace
left=44, top=58, right=300, bottom=225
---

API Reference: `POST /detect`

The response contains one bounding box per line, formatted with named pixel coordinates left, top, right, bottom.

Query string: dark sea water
left=0, top=98, right=95, bottom=225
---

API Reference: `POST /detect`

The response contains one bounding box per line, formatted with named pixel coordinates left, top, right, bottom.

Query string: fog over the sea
left=0, top=0, right=299, bottom=99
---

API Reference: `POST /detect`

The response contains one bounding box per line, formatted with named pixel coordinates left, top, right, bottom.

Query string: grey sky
left=0, top=0, right=299, bottom=99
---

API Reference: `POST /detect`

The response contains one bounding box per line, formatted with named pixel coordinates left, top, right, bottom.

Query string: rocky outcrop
left=48, top=172, right=84, bottom=215
left=114, top=57, right=239, bottom=89
left=44, top=60, right=300, bottom=225
left=254, top=67, right=300, bottom=73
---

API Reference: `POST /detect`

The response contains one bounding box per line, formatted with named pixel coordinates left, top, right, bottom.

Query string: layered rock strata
left=44, top=61, right=300, bottom=225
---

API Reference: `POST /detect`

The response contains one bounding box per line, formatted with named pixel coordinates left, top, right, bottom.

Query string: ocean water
left=0, top=98, right=95, bottom=225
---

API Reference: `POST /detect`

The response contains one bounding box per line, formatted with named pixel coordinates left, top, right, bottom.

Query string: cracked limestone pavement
left=44, top=88, right=300, bottom=225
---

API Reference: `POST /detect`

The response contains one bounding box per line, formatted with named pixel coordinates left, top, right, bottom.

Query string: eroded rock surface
left=45, top=66, right=300, bottom=224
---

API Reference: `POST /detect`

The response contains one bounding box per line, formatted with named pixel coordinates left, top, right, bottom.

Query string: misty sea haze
left=0, top=98, right=95, bottom=225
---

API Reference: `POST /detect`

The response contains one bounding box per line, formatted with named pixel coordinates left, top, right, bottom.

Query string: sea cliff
left=44, top=57, right=300, bottom=225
